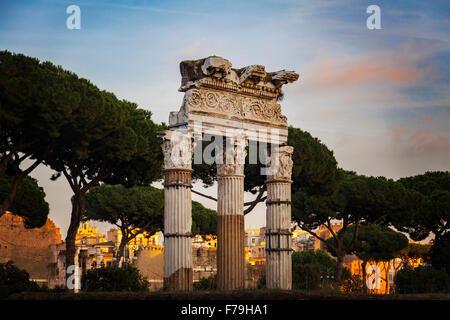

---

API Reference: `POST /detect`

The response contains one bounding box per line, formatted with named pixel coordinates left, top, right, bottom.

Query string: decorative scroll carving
left=267, top=145, right=294, bottom=180
left=185, top=88, right=287, bottom=125
left=159, top=130, right=193, bottom=169
left=217, top=135, right=247, bottom=176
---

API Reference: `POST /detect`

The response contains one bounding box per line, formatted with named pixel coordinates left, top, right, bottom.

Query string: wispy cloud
left=299, top=42, right=435, bottom=92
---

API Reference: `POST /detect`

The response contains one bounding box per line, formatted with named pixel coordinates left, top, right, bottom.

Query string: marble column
left=265, top=145, right=294, bottom=289
left=216, top=136, right=246, bottom=290
left=160, top=130, right=194, bottom=291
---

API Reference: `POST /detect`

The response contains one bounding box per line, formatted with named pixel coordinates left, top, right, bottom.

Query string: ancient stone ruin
left=159, top=56, right=298, bottom=290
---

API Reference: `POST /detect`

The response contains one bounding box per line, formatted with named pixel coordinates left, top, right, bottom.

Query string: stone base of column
left=164, top=267, right=193, bottom=291
left=217, top=214, right=245, bottom=290
left=266, top=250, right=292, bottom=289
left=163, top=236, right=193, bottom=291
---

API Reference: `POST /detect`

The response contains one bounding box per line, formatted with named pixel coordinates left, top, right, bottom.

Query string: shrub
left=341, top=274, right=365, bottom=293
left=81, top=265, right=149, bottom=292
left=293, top=263, right=321, bottom=291
left=394, top=266, right=450, bottom=294
left=0, top=260, right=40, bottom=298
left=194, top=275, right=216, bottom=290
left=430, top=233, right=450, bottom=275
left=256, top=274, right=266, bottom=289
left=292, top=250, right=345, bottom=291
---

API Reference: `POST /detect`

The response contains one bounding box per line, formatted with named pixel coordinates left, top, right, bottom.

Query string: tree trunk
left=0, top=140, right=24, bottom=174
left=361, top=260, right=368, bottom=294
left=115, top=235, right=128, bottom=267
left=334, top=252, right=345, bottom=287
left=333, top=232, right=346, bottom=286
left=65, top=192, right=85, bottom=290
left=384, top=261, right=390, bottom=294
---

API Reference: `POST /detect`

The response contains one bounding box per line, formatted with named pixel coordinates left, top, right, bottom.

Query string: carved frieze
left=184, top=88, right=287, bottom=126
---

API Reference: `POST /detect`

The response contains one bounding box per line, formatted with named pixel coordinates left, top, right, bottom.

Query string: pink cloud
left=318, top=109, right=333, bottom=122
left=304, top=55, right=427, bottom=91
left=389, top=125, right=450, bottom=157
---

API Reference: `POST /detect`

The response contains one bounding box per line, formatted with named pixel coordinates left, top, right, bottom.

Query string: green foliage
left=341, top=274, right=365, bottom=294
left=288, top=126, right=340, bottom=197
left=394, top=266, right=450, bottom=294
left=0, top=51, right=74, bottom=160
left=81, top=265, right=149, bottom=292
left=300, top=173, right=410, bottom=283
left=327, top=224, right=409, bottom=263
left=85, top=184, right=217, bottom=236
left=85, top=184, right=164, bottom=235
left=399, top=242, right=431, bottom=266
left=295, top=170, right=411, bottom=237
left=398, top=171, right=450, bottom=196
left=0, top=51, right=164, bottom=270
left=256, top=274, right=266, bottom=289
left=292, top=250, right=343, bottom=291
left=192, top=126, right=340, bottom=197
left=85, top=184, right=165, bottom=265
left=430, top=232, right=450, bottom=275
left=0, top=261, right=41, bottom=298
left=191, top=201, right=217, bottom=235
left=397, top=171, right=450, bottom=241
left=0, top=173, right=49, bottom=228
left=0, top=50, right=86, bottom=212
left=193, top=275, right=217, bottom=290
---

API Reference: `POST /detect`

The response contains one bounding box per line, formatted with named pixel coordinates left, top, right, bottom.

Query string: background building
left=0, top=212, right=62, bottom=287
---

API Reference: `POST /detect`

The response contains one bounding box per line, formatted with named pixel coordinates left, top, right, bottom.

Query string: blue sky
left=1, top=0, right=449, bottom=236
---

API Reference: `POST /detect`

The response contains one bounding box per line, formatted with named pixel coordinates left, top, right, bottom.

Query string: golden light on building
left=343, top=241, right=428, bottom=294
left=76, top=222, right=107, bottom=245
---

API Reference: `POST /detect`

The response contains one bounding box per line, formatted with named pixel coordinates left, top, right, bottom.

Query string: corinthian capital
left=158, top=130, right=193, bottom=169
left=267, top=145, right=294, bottom=181
left=217, top=133, right=247, bottom=176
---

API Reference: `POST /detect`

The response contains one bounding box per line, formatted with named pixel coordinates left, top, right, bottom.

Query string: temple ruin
left=159, top=56, right=298, bottom=290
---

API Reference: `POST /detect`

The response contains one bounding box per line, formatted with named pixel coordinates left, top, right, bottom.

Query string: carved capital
left=158, top=130, right=193, bottom=169
left=266, top=145, right=294, bottom=181
left=217, top=136, right=247, bottom=176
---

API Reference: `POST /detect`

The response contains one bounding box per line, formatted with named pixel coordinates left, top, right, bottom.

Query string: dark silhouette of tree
left=299, top=173, right=411, bottom=284
left=0, top=51, right=78, bottom=215
left=327, top=224, right=408, bottom=293
left=0, top=173, right=49, bottom=228
left=85, top=184, right=164, bottom=266
left=396, top=171, right=450, bottom=243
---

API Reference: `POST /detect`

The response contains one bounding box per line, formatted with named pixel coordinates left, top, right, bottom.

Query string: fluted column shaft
left=160, top=130, right=193, bottom=291
left=265, top=145, right=294, bottom=290
left=216, top=137, right=246, bottom=290
left=217, top=171, right=245, bottom=290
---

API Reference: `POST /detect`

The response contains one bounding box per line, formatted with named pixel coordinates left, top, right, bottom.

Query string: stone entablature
left=169, top=56, right=299, bottom=144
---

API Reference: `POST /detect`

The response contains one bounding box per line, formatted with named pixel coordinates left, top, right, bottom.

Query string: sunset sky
left=1, top=0, right=449, bottom=236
